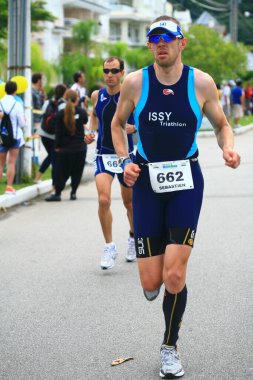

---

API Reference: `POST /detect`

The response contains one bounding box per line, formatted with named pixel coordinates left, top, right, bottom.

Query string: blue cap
left=146, top=20, right=184, bottom=39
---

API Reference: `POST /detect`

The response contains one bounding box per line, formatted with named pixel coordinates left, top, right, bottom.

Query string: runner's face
left=147, top=36, right=185, bottom=68
left=103, top=60, right=124, bottom=89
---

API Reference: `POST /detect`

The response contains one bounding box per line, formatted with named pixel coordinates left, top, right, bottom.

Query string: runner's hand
left=84, top=134, right=96, bottom=144
left=223, top=148, right=241, bottom=169
left=124, top=163, right=141, bottom=186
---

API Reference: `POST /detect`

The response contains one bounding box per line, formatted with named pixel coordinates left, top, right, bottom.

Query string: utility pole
left=8, top=0, right=32, bottom=179
left=230, top=0, right=238, bottom=43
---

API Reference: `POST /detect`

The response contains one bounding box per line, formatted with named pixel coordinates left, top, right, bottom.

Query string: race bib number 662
left=148, top=160, right=194, bottom=193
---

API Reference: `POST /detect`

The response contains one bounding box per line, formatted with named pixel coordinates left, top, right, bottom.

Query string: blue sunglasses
left=148, top=33, right=176, bottom=44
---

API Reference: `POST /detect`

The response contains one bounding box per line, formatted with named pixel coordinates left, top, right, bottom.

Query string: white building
left=32, top=0, right=168, bottom=62
left=32, top=0, right=110, bottom=62
left=195, top=11, right=226, bottom=35
left=107, top=0, right=167, bottom=47
left=173, top=9, right=192, bottom=31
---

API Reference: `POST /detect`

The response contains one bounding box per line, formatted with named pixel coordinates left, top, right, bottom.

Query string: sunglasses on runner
left=103, top=68, right=122, bottom=74
left=148, top=33, right=176, bottom=44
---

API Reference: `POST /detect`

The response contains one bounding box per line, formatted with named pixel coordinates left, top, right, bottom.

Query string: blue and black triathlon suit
left=133, top=64, right=204, bottom=257
left=95, top=88, right=134, bottom=186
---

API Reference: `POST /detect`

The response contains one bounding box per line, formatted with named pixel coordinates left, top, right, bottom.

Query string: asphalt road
left=0, top=131, right=253, bottom=380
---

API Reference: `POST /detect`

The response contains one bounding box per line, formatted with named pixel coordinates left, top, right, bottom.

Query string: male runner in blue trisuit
left=86, top=57, right=136, bottom=269
left=112, top=16, right=240, bottom=379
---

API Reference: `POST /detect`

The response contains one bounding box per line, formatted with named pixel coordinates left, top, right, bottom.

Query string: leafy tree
left=125, top=47, right=153, bottom=70
left=0, top=0, right=8, bottom=39
left=31, top=42, right=57, bottom=91
left=182, top=25, right=248, bottom=83
left=168, top=0, right=253, bottom=45
left=59, top=52, right=103, bottom=94
left=0, top=0, right=56, bottom=39
left=72, top=20, right=98, bottom=56
left=31, top=0, right=57, bottom=31
left=106, top=41, right=129, bottom=59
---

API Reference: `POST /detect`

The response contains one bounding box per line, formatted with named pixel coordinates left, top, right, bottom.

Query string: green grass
left=0, top=166, right=52, bottom=195
left=238, top=114, right=253, bottom=126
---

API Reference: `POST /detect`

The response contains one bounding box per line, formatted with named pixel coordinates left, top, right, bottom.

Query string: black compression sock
left=162, top=285, right=187, bottom=346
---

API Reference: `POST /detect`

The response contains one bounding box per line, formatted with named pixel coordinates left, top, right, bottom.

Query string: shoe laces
left=127, top=237, right=135, bottom=251
left=161, top=346, right=180, bottom=365
left=103, top=245, right=116, bottom=259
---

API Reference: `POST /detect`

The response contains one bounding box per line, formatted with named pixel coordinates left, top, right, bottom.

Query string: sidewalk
left=1, top=123, right=252, bottom=210
left=0, top=144, right=95, bottom=210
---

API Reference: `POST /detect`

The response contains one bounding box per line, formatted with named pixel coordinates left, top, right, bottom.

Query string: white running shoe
left=100, top=243, right=118, bottom=270
left=160, top=345, right=185, bottom=378
left=125, top=237, right=136, bottom=262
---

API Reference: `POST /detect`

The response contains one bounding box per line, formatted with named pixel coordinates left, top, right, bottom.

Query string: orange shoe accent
left=5, top=186, right=16, bottom=195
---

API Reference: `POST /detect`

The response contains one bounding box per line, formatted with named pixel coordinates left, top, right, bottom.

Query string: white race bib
left=148, top=160, right=194, bottom=193
left=102, top=154, right=123, bottom=174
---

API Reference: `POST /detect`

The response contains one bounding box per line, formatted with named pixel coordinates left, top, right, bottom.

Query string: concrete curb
left=0, top=123, right=252, bottom=209
left=0, top=180, right=52, bottom=209
left=198, top=123, right=253, bottom=137
left=0, top=165, right=94, bottom=209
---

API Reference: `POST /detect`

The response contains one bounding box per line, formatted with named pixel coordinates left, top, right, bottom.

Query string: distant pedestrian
left=0, top=81, right=26, bottom=194
left=221, top=80, right=232, bottom=123
left=245, top=83, right=253, bottom=115
left=32, top=73, right=46, bottom=165
left=45, top=89, right=89, bottom=201
left=34, top=84, right=67, bottom=192
left=231, top=79, right=245, bottom=128
left=71, top=71, right=89, bottom=111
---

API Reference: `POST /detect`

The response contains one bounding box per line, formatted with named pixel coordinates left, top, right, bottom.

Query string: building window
left=110, top=22, right=121, bottom=41
left=110, top=0, right=133, bottom=6
left=128, top=24, right=140, bottom=43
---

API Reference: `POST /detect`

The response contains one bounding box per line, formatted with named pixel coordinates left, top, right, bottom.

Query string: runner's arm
left=198, top=73, right=240, bottom=169
left=111, top=77, right=135, bottom=156
left=84, top=90, right=98, bottom=144
left=112, top=75, right=141, bottom=186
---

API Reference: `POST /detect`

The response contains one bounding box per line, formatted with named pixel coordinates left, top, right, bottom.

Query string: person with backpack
left=34, top=84, right=67, bottom=191
left=45, top=89, right=89, bottom=201
left=0, top=81, right=25, bottom=194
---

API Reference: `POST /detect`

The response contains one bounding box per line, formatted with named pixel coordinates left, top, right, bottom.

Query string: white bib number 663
left=148, top=159, right=194, bottom=193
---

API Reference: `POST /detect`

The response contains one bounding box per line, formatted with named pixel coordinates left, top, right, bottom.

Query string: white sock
left=105, top=242, right=115, bottom=248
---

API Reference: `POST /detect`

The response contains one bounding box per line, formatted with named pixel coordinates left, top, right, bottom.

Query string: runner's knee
left=122, top=197, right=132, bottom=211
left=163, top=270, right=184, bottom=294
left=98, top=194, right=111, bottom=210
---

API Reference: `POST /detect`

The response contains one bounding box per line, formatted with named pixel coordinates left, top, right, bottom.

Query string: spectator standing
left=231, top=79, right=245, bottom=128
left=245, top=83, right=253, bottom=115
left=0, top=81, right=26, bottom=194
left=34, top=84, right=67, bottom=192
left=32, top=73, right=45, bottom=165
left=45, top=89, right=88, bottom=202
left=71, top=71, right=89, bottom=111
left=221, top=80, right=232, bottom=123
